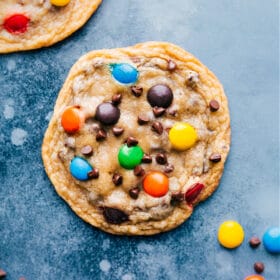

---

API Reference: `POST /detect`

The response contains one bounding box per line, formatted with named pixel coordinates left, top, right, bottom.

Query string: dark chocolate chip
left=95, top=102, right=120, bottom=125
left=147, top=84, right=173, bottom=108
left=156, top=153, right=167, bottom=165
left=88, top=168, right=99, bottom=179
left=112, top=93, right=122, bottom=105
left=129, top=187, right=140, bottom=199
left=249, top=236, right=261, bottom=248
left=153, top=106, right=166, bottom=117
left=164, top=163, right=174, bottom=173
left=209, top=100, right=220, bottom=112
left=254, top=262, right=264, bottom=274
left=112, top=173, right=123, bottom=186
left=167, top=59, right=177, bottom=71
left=142, top=154, right=152, bottom=164
left=126, top=136, right=138, bottom=147
left=112, top=126, right=124, bottom=136
left=96, top=128, right=107, bottom=141
left=209, top=153, right=222, bottom=163
left=151, top=121, right=164, bottom=135
left=171, top=192, right=185, bottom=205
left=0, top=269, right=7, bottom=278
left=81, top=145, right=93, bottom=156
left=137, top=115, right=150, bottom=125
left=131, top=86, right=143, bottom=97
left=133, top=165, right=145, bottom=177
left=103, top=207, right=129, bottom=224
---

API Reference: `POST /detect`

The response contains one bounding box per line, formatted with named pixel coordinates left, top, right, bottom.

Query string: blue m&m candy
left=111, top=63, right=138, bottom=84
left=263, top=227, right=280, bottom=253
left=70, top=157, right=93, bottom=181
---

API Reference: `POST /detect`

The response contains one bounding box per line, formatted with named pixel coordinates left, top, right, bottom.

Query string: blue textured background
left=0, top=0, right=279, bottom=279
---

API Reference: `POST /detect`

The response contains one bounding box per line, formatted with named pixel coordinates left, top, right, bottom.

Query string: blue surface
left=0, top=0, right=279, bottom=279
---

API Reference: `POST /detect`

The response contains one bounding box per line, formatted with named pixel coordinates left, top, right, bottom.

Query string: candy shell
left=50, top=0, right=71, bottom=6
left=218, top=220, right=245, bottom=249
left=143, top=171, right=169, bottom=197
left=70, top=157, right=93, bottom=181
left=111, top=63, right=138, bottom=84
left=61, top=106, right=84, bottom=133
left=4, top=14, right=29, bottom=34
left=118, top=144, right=144, bottom=169
left=244, top=275, right=265, bottom=280
left=263, top=227, right=280, bottom=253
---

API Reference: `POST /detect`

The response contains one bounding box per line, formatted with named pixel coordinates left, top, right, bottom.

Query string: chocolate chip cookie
left=42, top=42, right=231, bottom=235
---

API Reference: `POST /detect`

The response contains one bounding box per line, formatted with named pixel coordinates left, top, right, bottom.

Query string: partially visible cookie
left=42, top=42, right=231, bottom=235
left=0, top=0, right=102, bottom=53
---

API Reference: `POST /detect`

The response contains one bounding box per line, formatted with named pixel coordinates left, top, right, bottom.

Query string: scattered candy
left=70, top=157, right=93, bottom=181
left=118, top=144, right=144, bottom=169
left=95, top=102, right=120, bottom=125
left=244, top=275, right=265, bottom=280
left=249, top=236, right=261, bottom=248
left=143, top=171, right=169, bottom=197
left=111, top=63, right=138, bottom=84
left=254, top=262, right=265, bottom=274
left=147, top=84, right=173, bottom=108
left=61, top=106, right=84, bottom=133
left=263, top=227, right=280, bottom=253
left=169, top=122, right=198, bottom=150
left=4, top=14, right=29, bottom=34
left=50, top=0, right=71, bottom=6
left=218, top=220, right=245, bottom=249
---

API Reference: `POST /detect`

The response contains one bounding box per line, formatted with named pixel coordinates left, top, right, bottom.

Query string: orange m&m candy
left=61, top=106, right=84, bottom=133
left=244, top=275, right=265, bottom=280
left=143, top=171, right=169, bottom=197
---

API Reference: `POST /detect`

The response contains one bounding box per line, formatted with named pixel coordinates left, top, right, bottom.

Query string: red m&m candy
left=4, top=14, right=29, bottom=34
left=143, top=171, right=169, bottom=197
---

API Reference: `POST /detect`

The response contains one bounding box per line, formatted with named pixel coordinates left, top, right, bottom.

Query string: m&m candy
left=218, top=220, right=245, bottom=249
left=70, top=157, right=93, bottom=181
left=168, top=122, right=198, bottom=150
left=244, top=275, right=265, bottom=280
left=118, top=144, right=144, bottom=169
left=50, top=0, right=71, bottom=6
left=143, top=171, right=169, bottom=197
left=111, top=63, right=138, bottom=84
left=4, top=14, right=29, bottom=34
left=61, top=106, right=84, bottom=133
left=263, top=227, right=280, bottom=253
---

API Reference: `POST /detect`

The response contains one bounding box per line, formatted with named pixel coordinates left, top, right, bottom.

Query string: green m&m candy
left=118, top=144, right=144, bottom=169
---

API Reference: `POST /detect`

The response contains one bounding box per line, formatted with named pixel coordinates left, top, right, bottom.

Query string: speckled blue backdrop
left=0, top=0, right=279, bottom=279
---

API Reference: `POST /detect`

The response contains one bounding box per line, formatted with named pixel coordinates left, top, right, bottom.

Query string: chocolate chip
left=0, top=269, right=7, bottom=278
left=112, top=93, right=122, bottom=105
left=88, top=168, right=99, bottom=179
left=81, top=145, right=93, bottom=156
left=254, top=262, right=264, bottom=274
left=186, top=70, right=199, bottom=87
left=103, top=207, right=129, bottom=224
left=171, top=192, right=184, bottom=205
left=131, top=86, right=143, bottom=97
left=147, top=84, right=173, bottom=108
left=137, top=115, right=150, bottom=125
left=153, top=107, right=166, bottom=117
left=209, top=99, right=220, bottom=112
left=167, top=108, right=177, bottom=117
left=133, top=165, right=145, bottom=177
left=112, top=126, right=124, bottom=136
left=249, top=236, right=261, bottom=248
left=209, top=153, right=222, bottom=163
left=142, top=154, right=152, bottom=163
left=96, top=128, right=107, bottom=141
left=167, top=59, right=177, bottom=71
left=164, top=163, right=174, bottom=173
left=95, top=102, right=120, bottom=125
left=112, top=173, right=123, bottom=186
left=156, top=153, right=167, bottom=165
left=129, top=187, right=140, bottom=199
left=151, top=121, right=164, bottom=135
left=126, top=136, right=138, bottom=147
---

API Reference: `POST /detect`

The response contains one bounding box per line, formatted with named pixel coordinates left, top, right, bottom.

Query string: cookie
left=0, top=0, right=102, bottom=53
left=42, top=42, right=231, bottom=235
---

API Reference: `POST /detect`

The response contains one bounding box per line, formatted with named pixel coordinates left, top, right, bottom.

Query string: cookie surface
left=0, top=0, right=102, bottom=53
left=42, top=42, right=230, bottom=235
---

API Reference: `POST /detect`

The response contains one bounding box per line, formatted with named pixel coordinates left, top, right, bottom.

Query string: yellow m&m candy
left=168, top=122, right=198, bottom=150
left=218, top=220, right=245, bottom=249
left=51, top=0, right=70, bottom=6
